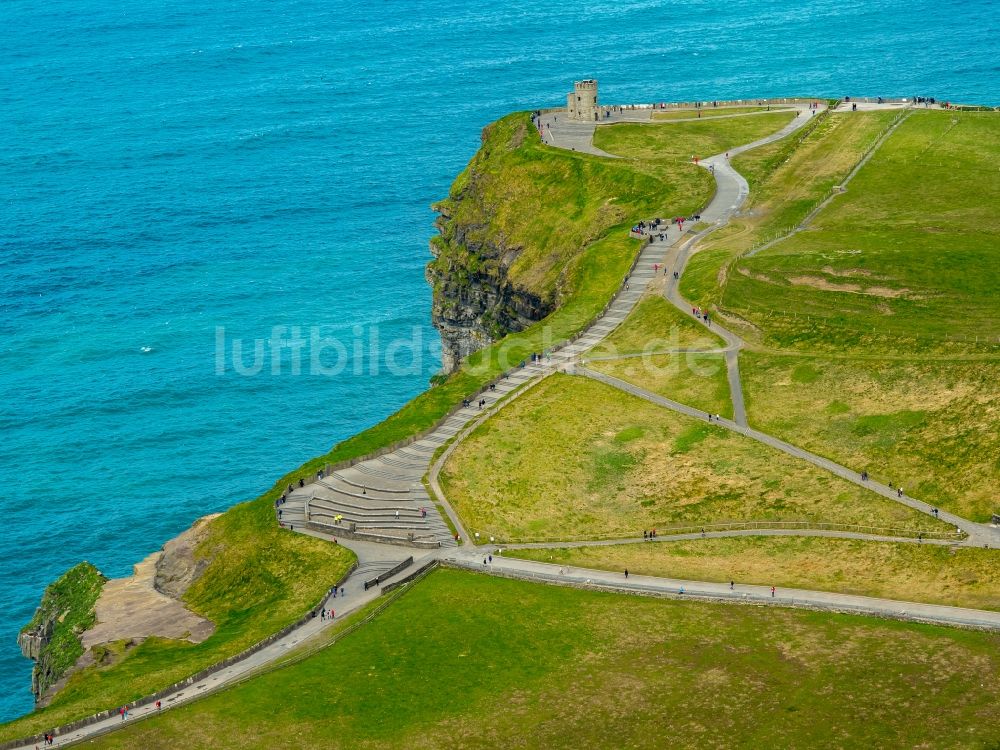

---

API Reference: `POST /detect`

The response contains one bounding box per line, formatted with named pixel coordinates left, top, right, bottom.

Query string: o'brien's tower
left=566, top=79, right=599, bottom=121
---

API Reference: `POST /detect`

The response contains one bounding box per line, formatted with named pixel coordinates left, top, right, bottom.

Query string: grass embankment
left=19, top=563, right=106, bottom=699
left=742, top=355, right=1000, bottom=522
left=0, top=501, right=356, bottom=742
left=722, top=110, right=1000, bottom=351
left=593, top=110, right=797, bottom=161
left=681, top=109, right=895, bottom=312
left=440, top=374, right=946, bottom=542
left=512, top=538, right=1000, bottom=611
left=652, top=106, right=793, bottom=121
left=589, top=354, right=732, bottom=418
left=89, top=569, right=1000, bottom=749
left=586, top=294, right=723, bottom=357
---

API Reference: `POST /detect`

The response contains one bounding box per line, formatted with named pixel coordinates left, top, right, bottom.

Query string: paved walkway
left=442, top=551, right=1000, bottom=632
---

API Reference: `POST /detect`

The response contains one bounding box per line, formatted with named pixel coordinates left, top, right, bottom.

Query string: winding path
left=17, top=101, right=1000, bottom=749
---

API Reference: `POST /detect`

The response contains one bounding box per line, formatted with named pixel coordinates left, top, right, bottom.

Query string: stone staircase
left=280, top=235, right=671, bottom=549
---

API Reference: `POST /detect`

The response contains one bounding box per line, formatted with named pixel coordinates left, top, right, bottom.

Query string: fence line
left=488, top=519, right=965, bottom=546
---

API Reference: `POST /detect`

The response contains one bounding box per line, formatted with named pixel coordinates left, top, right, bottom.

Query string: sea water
left=1, top=0, right=997, bottom=723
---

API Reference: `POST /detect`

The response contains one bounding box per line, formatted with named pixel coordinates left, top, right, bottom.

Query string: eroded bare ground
left=81, top=514, right=219, bottom=650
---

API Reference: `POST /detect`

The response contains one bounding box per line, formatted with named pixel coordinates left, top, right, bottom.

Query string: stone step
left=332, top=470, right=412, bottom=493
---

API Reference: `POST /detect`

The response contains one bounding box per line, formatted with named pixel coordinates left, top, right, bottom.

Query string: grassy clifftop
left=18, top=562, right=106, bottom=702
left=432, top=111, right=709, bottom=300
left=428, top=112, right=713, bottom=369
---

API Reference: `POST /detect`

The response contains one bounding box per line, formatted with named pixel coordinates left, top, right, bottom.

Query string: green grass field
left=589, top=353, right=732, bottom=418
left=680, top=110, right=896, bottom=312
left=593, top=110, right=797, bottom=162
left=723, top=110, right=1000, bottom=351
left=87, top=569, right=1000, bottom=749
left=440, top=374, right=946, bottom=542
left=741, top=354, right=1000, bottom=522
left=586, top=294, right=724, bottom=357
left=512, top=537, right=1000, bottom=611
left=652, top=106, right=793, bottom=121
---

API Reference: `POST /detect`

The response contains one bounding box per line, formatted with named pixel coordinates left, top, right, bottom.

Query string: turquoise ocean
left=0, top=0, right=997, bottom=723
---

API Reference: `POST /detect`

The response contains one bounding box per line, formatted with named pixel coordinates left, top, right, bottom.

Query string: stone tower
left=566, top=79, right=599, bottom=121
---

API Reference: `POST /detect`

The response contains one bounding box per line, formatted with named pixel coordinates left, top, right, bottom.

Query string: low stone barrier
left=305, top=520, right=441, bottom=549
left=364, top=557, right=414, bottom=590
left=492, top=519, right=965, bottom=546
left=382, top=560, right=440, bottom=593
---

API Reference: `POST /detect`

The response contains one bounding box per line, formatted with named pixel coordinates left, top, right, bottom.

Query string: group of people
left=691, top=306, right=711, bottom=325
left=633, top=215, right=703, bottom=242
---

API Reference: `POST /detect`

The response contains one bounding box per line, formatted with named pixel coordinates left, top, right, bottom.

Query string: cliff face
left=18, top=562, right=106, bottom=701
left=427, top=202, right=551, bottom=372
left=427, top=111, right=642, bottom=373
left=427, top=117, right=553, bottom=372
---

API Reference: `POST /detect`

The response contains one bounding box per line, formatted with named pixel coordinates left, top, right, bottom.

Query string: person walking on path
left=730, top=580, right=734, bottom=591
left=771, top=586, right=776, bottom=598
left=625, top=568, right=629, bottom=579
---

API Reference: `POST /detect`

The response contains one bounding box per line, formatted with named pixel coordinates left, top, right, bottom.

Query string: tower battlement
left=566, top=79, right=600, bottom=121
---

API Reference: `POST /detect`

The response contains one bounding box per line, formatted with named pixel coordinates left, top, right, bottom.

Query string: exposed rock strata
left=427, top=123, right=553, bottom=373
left=18, top=562, right=106, bottom=702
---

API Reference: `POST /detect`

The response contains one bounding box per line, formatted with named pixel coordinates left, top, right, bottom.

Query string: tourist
left=730, top=580, right=734, bottom=591
left=643, top=530, right=648, bottom=540
left=488, top=554, right=493, bottom=563
left=156, top=700, right=161, bottom=710
left=771, top=586, right=776, bottom=597
left=898, top=487, right=904, bottom=498
left=624, top=569, right=629, bottom=579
